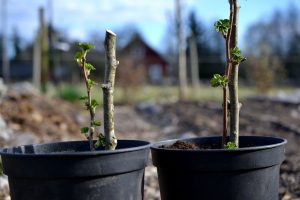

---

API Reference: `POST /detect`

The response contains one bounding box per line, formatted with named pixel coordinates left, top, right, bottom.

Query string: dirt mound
left=0, top=90, right=83, bottom=145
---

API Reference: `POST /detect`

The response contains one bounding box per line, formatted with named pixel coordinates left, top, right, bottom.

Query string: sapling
left=75, top=30, right=118, bottom=151
left=75, top=43, right=105, bottom=151
left=211, top=0, right=245, bottom=148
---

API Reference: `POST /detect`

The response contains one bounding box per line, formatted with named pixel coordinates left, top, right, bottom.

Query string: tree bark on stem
left=222, top=86, right=228, bottom=147
left=222, top=2, right=233, bottom=147
left=229, top=0, right=240, bottom=147
left=102, top=30, right=118, bottom=150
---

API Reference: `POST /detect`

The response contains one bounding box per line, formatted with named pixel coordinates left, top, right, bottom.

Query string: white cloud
left=53, top=0, right=174, bottom=27
left=1, top=0, right=205, bottom=49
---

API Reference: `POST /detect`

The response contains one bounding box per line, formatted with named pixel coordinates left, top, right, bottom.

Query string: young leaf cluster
left=224, top=141, right=237, bottom=149
left=95, top=133, right=106, bottom=148
left=210, top=74, right=228, bottom=87
left=214, top=19, right=230, bottom=36
left=80, top=127, right=89, bottom=138
left=87, top=79, right=96, bottom=90
left=78, top=43, right=95, bottom=52
left=231, top=47, right=245, bottom=63
left=75, top=42, right=105, bottom=150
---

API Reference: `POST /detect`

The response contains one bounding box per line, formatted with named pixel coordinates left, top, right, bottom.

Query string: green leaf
left=80, top=127, right=89, bottom=138
left=87, top=79, right=96, bottom=89
left=92, top=120, right=101, bottom=127
left=210, top=74, right=228, bottom=87
left=80, top=127, right=89, bottom=134
left=77, top=42, right=95, bottom=52
left=231, top=47, right=244, bottom=63
left=91, top=99, right=99, bottom=109
left=94, top=133, right=105, bottom=148
left=215, top=19, right=230, bottom=35
left=85, top=63, right=96, bottom=71
left=79, top=95, right=88, bottom=100
left=74, top=51, right=83, bottom=63
left=224, top=142, right=237, bottom=149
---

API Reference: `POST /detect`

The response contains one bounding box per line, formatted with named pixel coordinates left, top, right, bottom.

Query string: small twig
left=80, top=55, right=95, bottom=151
left=221, top=2, right=234, bottom=147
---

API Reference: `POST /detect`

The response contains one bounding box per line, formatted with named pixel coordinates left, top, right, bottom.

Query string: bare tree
left=33, top=32, right=41, bottom=90
left=1, top=0, right=10, bottom=84
left=188, top=34, right=200, bottom=88
left=39, top=8, right=49, bottom=93
left=33, top=8, right=49, bottom=92
left=247, top=43, right=284, bottom=92
left=175, top=0, right=188, bottom=100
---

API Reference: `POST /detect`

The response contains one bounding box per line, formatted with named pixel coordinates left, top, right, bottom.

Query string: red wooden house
left=119, top=34, right=169, bottom=84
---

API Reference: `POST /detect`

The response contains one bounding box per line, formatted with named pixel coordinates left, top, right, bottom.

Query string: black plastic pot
left=1, top=140, right=150, bottom=200
left=151, top=136, right=287, bottom=200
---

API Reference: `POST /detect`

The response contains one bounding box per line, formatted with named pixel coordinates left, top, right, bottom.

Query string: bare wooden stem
left=102, top=30, right=118, bottom=150
left=222, top=2, right=234, bottom=147
left=229, top=0, right=240, bottom=147
left=222, top=86, right=228, bottom=147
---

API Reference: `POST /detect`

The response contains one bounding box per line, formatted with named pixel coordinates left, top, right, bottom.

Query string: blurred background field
left=1, top=0, right=300, bottom=92
left=55, top=83, right=298, bottom=104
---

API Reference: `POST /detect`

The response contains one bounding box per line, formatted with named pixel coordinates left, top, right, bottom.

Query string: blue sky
left=1, top=0, right=300, bottom=53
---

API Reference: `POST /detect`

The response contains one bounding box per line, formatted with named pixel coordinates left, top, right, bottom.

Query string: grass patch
left=58, top=84, right=84, bottom=102
left=53, top=83, right=298, bottom=104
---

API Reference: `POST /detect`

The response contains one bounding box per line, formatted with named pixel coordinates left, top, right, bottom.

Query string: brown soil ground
left=138, top=100, right=300, bottom=199
left=0, top=91, right=299, bottom=200
left=0, top=90, right=83, bottom=146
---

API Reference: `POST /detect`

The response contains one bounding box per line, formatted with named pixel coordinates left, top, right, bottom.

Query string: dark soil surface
left=161, top=140, right=223, bottom=149
left=161, top=140, right=199, bottom=149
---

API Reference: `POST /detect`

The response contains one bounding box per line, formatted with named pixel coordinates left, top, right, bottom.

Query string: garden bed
left=0, top=86, right=299, bottom=199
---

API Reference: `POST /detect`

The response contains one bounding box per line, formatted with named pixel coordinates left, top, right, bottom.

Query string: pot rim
left=151, top=135, right=287, bottom=152
left=0, top=139, right=151, bottom=157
